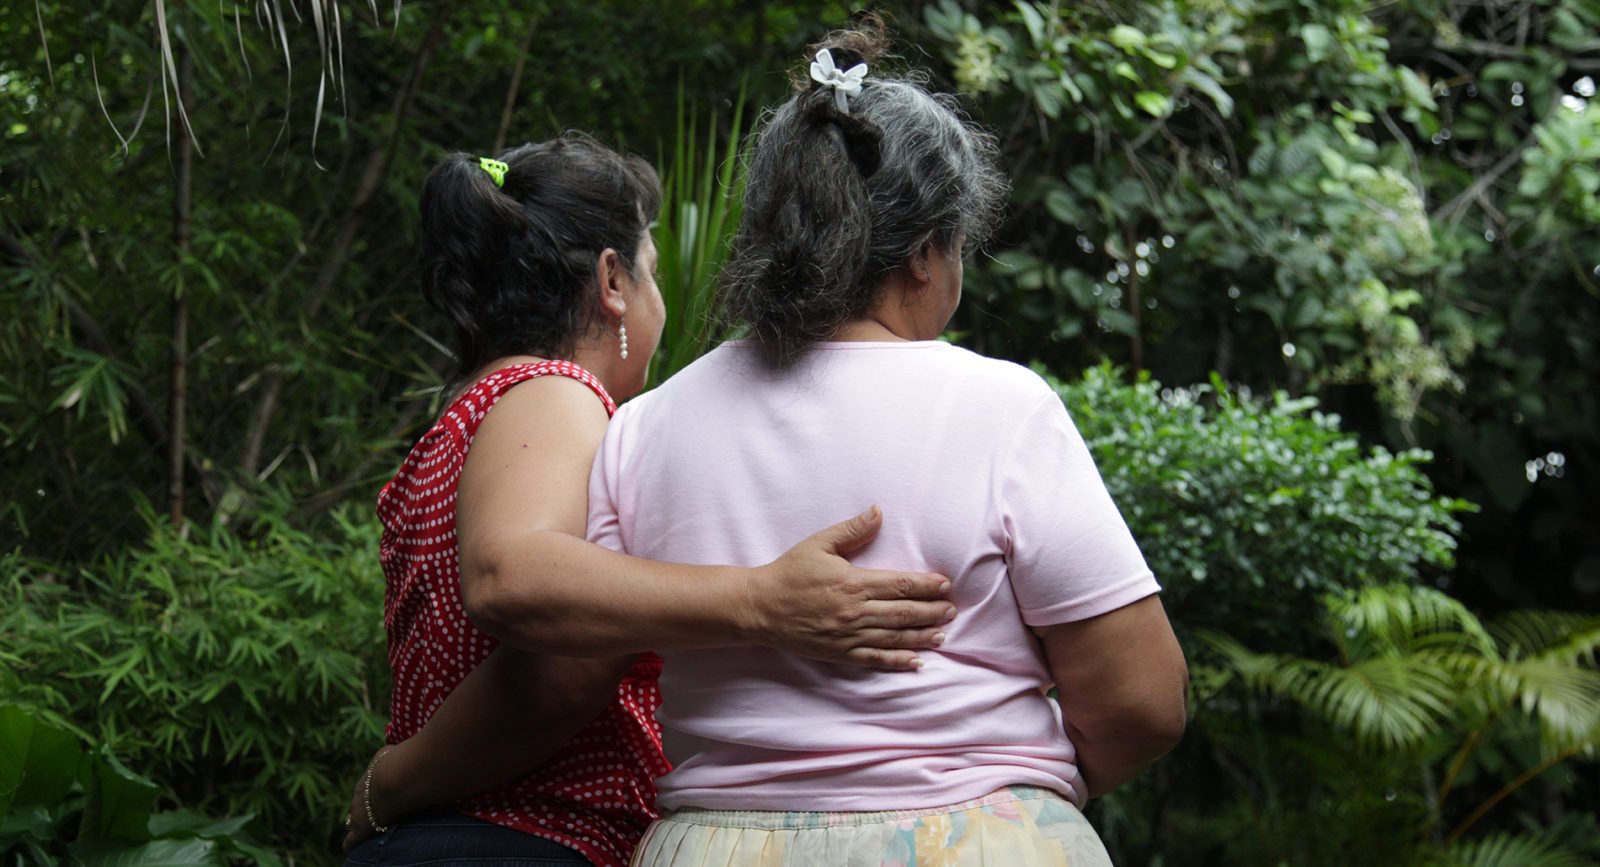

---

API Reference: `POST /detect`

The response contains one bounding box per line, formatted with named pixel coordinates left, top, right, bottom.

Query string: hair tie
left=809, top=49, right=868, bottom=114
left=478, top=157, right=508, bottom=188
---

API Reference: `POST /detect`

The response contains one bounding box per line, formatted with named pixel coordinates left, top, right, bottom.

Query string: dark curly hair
left=717, top=19, right=1008, bottom=366
left=417, top=133, right=662, bottom=382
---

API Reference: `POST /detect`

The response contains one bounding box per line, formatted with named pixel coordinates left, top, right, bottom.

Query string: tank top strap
left=458, top=360, right=617, bottom=425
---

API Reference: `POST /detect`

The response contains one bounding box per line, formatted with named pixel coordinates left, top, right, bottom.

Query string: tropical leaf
left=1433, top=831, right=1593, bottom=867
left=1327, top=584, right=1495, bottom=658
left=1492, top=611, right=1600, bottom=664
left=1201, top=627, right=1456, bottom=750
left=648, top=80, right=747, bottom=386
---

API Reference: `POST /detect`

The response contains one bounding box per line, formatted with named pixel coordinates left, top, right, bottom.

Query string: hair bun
left=822, top=45, right=869, bottom=72
left=793, top=14, right=890, bottom=92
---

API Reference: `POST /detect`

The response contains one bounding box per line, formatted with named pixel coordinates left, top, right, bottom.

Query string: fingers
left=842, top=647, right=926, bottom=672
left=858, top=570, right=952, bottom=601
left=856, top=598, right=958, bottom=629
left=812, top=505, right=883, bottom=556
left=850, top=626, right=947, bottom=650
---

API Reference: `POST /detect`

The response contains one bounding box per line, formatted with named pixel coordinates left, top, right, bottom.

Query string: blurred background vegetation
left=2, top=0, right=1597, bottom=864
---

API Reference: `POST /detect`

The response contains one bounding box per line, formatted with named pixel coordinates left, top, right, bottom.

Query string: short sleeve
left=998, top=392, right=1160, bottom=626
left=586, top=405, right=628, bottom=555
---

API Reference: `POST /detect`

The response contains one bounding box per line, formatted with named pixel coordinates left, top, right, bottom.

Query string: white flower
left=809, top=48, right=868, bottom=113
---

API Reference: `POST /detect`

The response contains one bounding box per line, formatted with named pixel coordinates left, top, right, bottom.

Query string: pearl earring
left=619, top=319, right=629, bottom=360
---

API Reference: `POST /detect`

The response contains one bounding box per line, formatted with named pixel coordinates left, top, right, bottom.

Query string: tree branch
left=0, top=226, right=219, bottom=506
left=1395, top=38, right=1600, bottom=71
left=240, top=0, right=455, bottom=479
left=1430, top=129, right=1537, bottom=226
left=492, top=12, right=541, bottom=153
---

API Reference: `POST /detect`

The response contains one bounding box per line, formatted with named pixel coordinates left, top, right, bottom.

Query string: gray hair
left=717, top=29, right=1009, bottom=366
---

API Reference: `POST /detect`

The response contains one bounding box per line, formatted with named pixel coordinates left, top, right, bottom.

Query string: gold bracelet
left=363, top=746, right=392, bottom=834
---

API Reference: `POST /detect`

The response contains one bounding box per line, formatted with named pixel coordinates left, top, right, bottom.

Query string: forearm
left=1040, top=597, right=1190, bottom=801
left=465, top=530, right=755, bottom=655
left=370, top=646, right=633, bottom=823
left=1065, top=719, right=1181, bottom=800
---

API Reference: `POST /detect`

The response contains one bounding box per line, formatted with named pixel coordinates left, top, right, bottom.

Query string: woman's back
left=588, top=340, right=1159, bottom=812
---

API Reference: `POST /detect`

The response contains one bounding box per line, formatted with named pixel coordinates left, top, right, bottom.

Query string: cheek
left=650, top=287, right=668, bottom=334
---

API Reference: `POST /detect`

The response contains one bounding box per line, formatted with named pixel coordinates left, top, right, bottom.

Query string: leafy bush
left=1190, top=585, right=1600, bottom=865
left=1049, top=363, right=1472, bottom=650
left=0, top=504, right=387, bottom=863
left=1, top=705, right=278, bottom=866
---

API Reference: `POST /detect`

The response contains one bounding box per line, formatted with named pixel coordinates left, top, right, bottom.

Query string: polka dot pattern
left=375, top=361, right=668, bottom=867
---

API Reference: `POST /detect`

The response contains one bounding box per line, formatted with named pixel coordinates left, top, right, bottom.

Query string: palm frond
left=1492, top=610, right=1600, bottom=664
left=1492, top=658, right=1600, bottom=750
left=1435, top=831, right=1593, bottom=867
left=1201, top=629, right=1456, bottom=750
left=1328, top=584, right=1495, bottom=658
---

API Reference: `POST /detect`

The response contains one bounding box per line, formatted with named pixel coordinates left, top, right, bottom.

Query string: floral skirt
left=629, top=786, right=1112, bottom=867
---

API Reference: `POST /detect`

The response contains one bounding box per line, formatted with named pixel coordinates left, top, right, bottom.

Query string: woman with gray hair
left=588, top=24, right=1189, bottom=866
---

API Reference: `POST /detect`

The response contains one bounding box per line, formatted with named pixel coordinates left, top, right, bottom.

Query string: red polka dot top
left=375, top=360, right=669, bottom=867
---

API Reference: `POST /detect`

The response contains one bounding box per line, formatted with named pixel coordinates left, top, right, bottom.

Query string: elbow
left=1076, top=673, right=1190, bottom=761
left=460, top=549, right=555, bottom=651
left=1145, top=701, right=1189, bottom=757
left=1078, top=699, right=1188, bottom=764
left=460, top=544, right=601, bottom=656
left=1143, top=664, right=1191, bottom=756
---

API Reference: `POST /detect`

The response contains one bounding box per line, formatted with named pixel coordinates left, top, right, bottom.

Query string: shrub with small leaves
left=1049, top=363, right=1472, bottom=650
left=0, top=503, right=387, bottom=863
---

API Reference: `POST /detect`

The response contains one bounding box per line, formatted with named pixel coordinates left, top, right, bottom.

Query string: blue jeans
left=344, top=810, right=592, bottom=866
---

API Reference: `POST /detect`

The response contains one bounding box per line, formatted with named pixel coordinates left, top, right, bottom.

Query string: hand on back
left=747, top=505, right=956, bottom=672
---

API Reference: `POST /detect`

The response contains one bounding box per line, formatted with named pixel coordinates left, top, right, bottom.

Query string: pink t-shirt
left=587, top=340, right=1159, bottom=811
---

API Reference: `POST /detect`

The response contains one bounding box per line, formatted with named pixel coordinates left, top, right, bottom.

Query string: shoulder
left=929, top=342, right=1059, bottom=407
left=485, top=372, right=611, bottom=434
left=610, top=344, right=742, bottom=425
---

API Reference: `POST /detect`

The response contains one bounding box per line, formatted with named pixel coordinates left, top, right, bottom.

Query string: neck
left=456, top=333, right=635, bottom=405
left=834, top=275, right=933, bottom=342
left=832, top=317, right=907, bottom=342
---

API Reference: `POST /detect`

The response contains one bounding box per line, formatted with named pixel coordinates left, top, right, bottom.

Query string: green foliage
left=912, top=0, right=1598, bottom=614
left=0, top=505, right=386, bottom=862
left=1180, top=584, right=1600, bottom=864
left=0, top=705, right=279, bottom=866
left=4, top=0, right=1597, bottom=863
left=649, top=84, right=747, bottom=387
left=1049, top=363, right=1470, bottom=649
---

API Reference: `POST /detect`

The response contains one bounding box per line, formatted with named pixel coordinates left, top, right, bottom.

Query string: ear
left=905, top=241, right=936, bottom=289
left=594, top=247, right=629, bottom=321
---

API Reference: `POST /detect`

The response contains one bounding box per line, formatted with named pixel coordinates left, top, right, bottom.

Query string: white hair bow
left=809, top=48, right=868, bottom=113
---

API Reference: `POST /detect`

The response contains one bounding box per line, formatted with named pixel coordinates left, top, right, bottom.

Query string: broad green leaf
left=1109, top=25, right=1146, bottom=50
left=1181, top=68, right=1234, bottom=118
left=1044, top=188, right=1087, bottom=225
left=1300, top=24, right=1333, bottom=62
left=1135, top=91, right=1172, bottom=117
left=0, top=706, right=84, bottom=816
left=1013, top=1, right=1046, bottom=46
left=1397, top=67, right=1439, bottom=110
left=80, top=746, right=158, bottom=844
left=73, top=838, right=223, bottom=867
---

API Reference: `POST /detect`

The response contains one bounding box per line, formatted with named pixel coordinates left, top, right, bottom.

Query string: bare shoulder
left=475, top=373, right=611, bottom=452
left=458, top=372, right=614, bottom=539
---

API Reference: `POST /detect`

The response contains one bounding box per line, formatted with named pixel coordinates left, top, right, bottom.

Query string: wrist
left=369, top=743, right=422, bottom=825
left=733, top=564, right=774, bottom=645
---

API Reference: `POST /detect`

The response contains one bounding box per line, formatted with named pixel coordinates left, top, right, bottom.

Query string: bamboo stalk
left=167, top=16, right=193, bottom=525
left=492, top=12, right=541, bottom=154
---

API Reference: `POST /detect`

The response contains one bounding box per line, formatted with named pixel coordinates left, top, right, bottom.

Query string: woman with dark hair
left=588, top=26, right=1189, bottom=866
left=341, top=133, right=955, bottom=867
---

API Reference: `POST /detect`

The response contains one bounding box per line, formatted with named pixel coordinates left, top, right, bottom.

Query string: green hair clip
left=478, top=157, right=509, bottom=188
